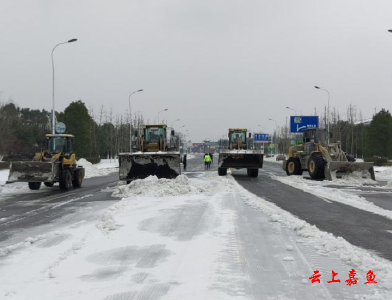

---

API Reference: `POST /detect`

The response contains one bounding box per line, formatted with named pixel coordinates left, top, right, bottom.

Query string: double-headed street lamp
left=157, top=108, right=168, bottom=124
left=51, top=38, right=78, bottom=134
left=128, top=89, right=143, bottom=122
left=285, top=106, right=297, bottom=115
left=171, top=118, right=180, bottom=128
left=128, top=89, right=143, bottom=152
left=314, top=86, right=330, bottom=144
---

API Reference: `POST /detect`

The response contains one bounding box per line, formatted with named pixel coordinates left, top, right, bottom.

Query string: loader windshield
left=145, top=127, right=166, bottom=143
left=47, top=136, right=72, bottom=154
left=229, top=131, right=246, bottom=144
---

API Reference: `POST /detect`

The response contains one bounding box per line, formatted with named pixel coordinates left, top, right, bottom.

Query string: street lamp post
left=285, top=106, right=297, bottom=115
left=314, top=86, right=330, bottom=144
left=128, top=89, right=143, bottom=152
left=171, top=118, right=180, bottom=128
left=51, top=38, right=77, bottom=135
left=157, top=108, right=168, bottom=124
left=269, top=118, right=278, bottom=154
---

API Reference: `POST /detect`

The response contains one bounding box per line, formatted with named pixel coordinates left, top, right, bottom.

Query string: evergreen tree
left=365, top=109, right=392, bottom=158
left=57, top=100, right=96, bottom=158
left=0, top=103, right=19, bottom=156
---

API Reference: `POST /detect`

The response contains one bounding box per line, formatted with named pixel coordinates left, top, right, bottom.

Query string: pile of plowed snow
left=112, top=175, right=209, bottom=198
left=77, top=158, right=117, bottom=178
left=0, top=170, right=8, bottom=186
left=329, top=170, right=377, bottom=185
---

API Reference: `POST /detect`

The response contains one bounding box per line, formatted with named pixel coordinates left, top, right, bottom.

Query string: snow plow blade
left=8, top=161, right=55, bottom=183
left=218, top=150, right=264, bottom=169
left=119, top=152, right=181, bottom=181
left=324, top=161, right=375, bottom=181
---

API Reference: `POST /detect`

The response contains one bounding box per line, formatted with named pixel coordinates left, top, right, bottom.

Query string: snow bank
left=112, top=175, right=209, bottom=198
left=275, top=175, right=392, bottom=221
left=77, top=158, right=117, bottom=178
left=0, top=169, right=8, bottom=185
left=375, top=166, right=392, bottom=181
left=96, top=158, right=119, bottom=169
left=329, top=170, right=376, bottom=185
left=0, top=169, right=29, bottom=195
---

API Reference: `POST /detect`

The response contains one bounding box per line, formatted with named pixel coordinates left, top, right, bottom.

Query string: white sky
left=1, top=0, right=392, bottom=141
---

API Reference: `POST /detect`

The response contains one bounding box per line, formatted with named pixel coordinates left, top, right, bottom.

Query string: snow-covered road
left=1, top=167, right=391, bottom=299
left=1, top=156, right=392, bottom=299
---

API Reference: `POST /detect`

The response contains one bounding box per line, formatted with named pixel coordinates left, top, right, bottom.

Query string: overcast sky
left=1, top=0, right=392, bottom=141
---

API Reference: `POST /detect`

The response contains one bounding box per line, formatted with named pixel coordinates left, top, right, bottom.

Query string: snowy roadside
left=374, top=166, right=392, bottom=182
left=0, top=173, right=390, bottom=299
left=0, top=169, right=8, bottom=185
left=273, top=174, right=392, bottom=220
left=0, top=169, right=28, bottom=195
left=77, top=158, right=118, bottom=178
left=263, top=156, right=283, bottom=164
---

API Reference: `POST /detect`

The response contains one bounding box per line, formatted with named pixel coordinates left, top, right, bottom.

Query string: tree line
left=1, top=100, right=391, bottom=161
left=0, top=100, right=145, bottom=161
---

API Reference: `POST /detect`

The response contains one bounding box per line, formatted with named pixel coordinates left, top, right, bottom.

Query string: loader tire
left=44, top=182, right=54, bottom=187
left=72, top=169, right=83, bottom=188
left=308, top=154, right=326, bottom=179
left=28, top=182, right=41, bottom=190
left=218, top=167, right=227, bottom=176
left=60, top=169, right=73, bottom=190
left=285, top=157, right=302, bottom=176
left=247, top=168, right=259, bottom=177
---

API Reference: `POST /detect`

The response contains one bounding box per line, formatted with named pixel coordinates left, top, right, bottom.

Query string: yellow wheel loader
left=8, top=134, right=85, bottom=190
left=282, top=128, right=375, bottom=181
left=118, top=124, right=181, bottom=183
left=218, top=128, right=264, bottom=177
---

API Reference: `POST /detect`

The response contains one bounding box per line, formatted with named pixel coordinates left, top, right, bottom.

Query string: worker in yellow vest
left=204, top=153, right=212, bottom=169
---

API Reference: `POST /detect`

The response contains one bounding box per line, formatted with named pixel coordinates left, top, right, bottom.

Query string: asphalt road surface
left=0, top=172, right=119, bottom=244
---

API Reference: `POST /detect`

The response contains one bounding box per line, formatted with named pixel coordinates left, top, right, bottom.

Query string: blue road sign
left=254, top=133, right=269, bottom=142
left=290, top=116, right=319, bottom=133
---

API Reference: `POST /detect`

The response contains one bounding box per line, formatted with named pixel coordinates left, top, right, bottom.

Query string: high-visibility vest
left=204, top=155, right=211, bottom=162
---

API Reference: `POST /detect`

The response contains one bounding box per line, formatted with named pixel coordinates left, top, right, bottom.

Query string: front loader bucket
left=119, top=152, right=181, bottom=181
left=218, top=151, right=264, bottom=169
left=324, top=161, right=375, bottom=181
left=8, top=161, right=55, bottom=183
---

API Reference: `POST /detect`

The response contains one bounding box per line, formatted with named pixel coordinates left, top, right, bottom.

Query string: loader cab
left=144, top=125, right=167, bottom=143
left=228, top=128, right=247, bottom=150
left=46, top=134, right=74, bottom=155
left=302, top=129, right=327, bottom=145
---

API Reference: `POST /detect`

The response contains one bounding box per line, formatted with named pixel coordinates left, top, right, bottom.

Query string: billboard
left=290, top=116, right=319, bottom=133
left=254, top=133, right=269, bottom=143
